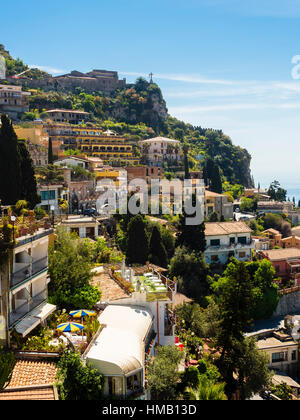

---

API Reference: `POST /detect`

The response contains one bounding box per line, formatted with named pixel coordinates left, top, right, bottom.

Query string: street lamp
left=50, top=205, right=55, bottom=227
left=11, top=215, right=16, bottom=244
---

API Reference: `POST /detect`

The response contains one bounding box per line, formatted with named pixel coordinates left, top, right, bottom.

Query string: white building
left=139, top=137, right=182, bottom=166
left=37, top=184, right=67, bottom=214
left=54, top=156, right=89, bottom=170
left=204, top=221, right=254, bottom=265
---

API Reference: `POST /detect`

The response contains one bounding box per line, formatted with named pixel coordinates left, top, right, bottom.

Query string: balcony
left=8, top=288, right=48, bottom=328
left=206, top=241, right=254, bottom=252
left=11, top=256, right=48, bottom=289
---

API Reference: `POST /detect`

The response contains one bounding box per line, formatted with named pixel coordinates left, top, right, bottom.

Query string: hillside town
left=1, top=34, right=300, bottom=403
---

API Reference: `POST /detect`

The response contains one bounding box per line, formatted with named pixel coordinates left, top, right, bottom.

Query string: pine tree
left=0, top=114, right=22, bottom=205
left=149, top=225, right=168, bottom=268
left=17, top=139, right=40, bottom=209
left=126, top=215, right=149, bottom=264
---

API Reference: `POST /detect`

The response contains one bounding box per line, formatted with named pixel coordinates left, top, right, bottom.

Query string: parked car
left=83, top=208, right=97, bottom=216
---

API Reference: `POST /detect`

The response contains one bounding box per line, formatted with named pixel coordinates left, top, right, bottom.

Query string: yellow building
left=14, top=124, right=49, bottom=145
left=42, top=122, right=139, bottom=164
left=14, top=124, right=49, bottom=166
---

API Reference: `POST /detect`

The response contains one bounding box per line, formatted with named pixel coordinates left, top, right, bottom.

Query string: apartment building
left=42, top=122, right=138, bottom=164
left=0, top=84, right=30, bottom=120
left=78, top=135, right=138, bottom=165
left=0, top=216, right=55, bottom=347
left=204, top=221, right=254, bottom=265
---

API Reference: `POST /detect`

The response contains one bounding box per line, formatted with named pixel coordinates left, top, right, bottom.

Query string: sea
left=287, top=187, right=300, bottom=205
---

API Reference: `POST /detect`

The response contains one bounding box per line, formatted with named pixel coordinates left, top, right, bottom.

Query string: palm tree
left=185, top=377, right=227, bottom=401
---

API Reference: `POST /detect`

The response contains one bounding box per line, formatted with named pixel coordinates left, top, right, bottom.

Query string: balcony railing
left=11, top=256, right=48, bottom=288
left=8, top=289, right=48, bottom=327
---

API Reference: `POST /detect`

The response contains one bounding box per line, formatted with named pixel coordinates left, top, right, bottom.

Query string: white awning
left=86, top=305, right=153, bottom=376
left=15, top=302, right=56, bottom=337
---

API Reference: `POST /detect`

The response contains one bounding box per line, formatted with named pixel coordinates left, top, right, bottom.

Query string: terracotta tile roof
left=205, top=221, right=252, bottom=236
left=173, top=293, right=193, bottom=307
left=46, top=109, right=89, bottom=114
left=7, top=359, right=57, bottom=388
left=263, top=228, right=281, bottom=235
left=263, top=248, right=300, bottom=261
left=140, top=136, right=180, bottom=143
left=205, top=190, right=223, bottom=198
left=0, top=385, right=58, bottom=400
left=282, top=235, right=300, bottom=242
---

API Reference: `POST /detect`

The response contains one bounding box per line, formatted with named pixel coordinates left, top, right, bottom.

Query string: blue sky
left=1, top=0, right=300, bottom=189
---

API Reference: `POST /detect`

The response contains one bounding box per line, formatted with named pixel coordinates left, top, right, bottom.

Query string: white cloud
left=169, top=102, right=300, bottom=113
left=29, top=64, right=66, bottom=75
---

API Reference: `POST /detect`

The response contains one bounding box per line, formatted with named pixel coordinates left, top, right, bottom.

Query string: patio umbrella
left=56, top=322, right=85, bottom=333
left=69, top=310, right=96, bottom=318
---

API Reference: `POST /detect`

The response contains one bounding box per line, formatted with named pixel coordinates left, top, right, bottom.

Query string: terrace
left=117, top=265, right=176, bottom=303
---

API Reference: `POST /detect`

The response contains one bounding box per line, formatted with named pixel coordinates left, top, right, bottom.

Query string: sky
left=1, top=0, right=300, bottom=191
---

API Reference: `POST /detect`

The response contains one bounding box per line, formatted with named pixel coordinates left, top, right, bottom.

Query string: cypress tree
left=149, top=225, right=168, bottom=268
left=17, top=139, right=40, bottom=209
left=204, top=158, right=222, bottom=194
left=126, top=215, right=149, bottom=265
left=0, top=114, right=22, bottom=205
left=48, top=138, right=54, bottom=164
left=211, top=164, right=222, bottom=194
left=176, top=194, right=206, bottom=253
left=182, top=143, right=190, bottom=180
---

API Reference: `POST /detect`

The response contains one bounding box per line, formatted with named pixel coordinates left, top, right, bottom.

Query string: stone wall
left=273, top=288, right=300, bottom=317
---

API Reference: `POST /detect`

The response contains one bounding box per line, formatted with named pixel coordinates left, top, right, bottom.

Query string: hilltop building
left=52, top=69, right=126, bottom=94
left=10, top=69, right=126, bottom=94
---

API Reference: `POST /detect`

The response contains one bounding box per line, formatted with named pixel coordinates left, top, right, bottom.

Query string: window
left=238, top=236, right=247, bottom=245
left=272, top=352, right=288, bottom=363
left=40, top=190, right=56, bottom=201
left=230, top=237, right=235, bottom=245
left=292, top=350, right=297, bottom=361
left=239, top=252, right=246, bottom=258
left=210, top=239, right=220, bottom=246
left=211, top=255, right=219, bottom=262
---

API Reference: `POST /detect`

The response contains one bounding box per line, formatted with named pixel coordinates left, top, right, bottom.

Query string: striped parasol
left=56, top=322, right=84, bottom=333
left=69, top=310, right=96, bottom=318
